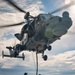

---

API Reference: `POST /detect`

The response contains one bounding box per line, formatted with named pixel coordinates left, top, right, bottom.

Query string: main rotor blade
left=0, top=22, right=24, bottom=28
left=50, top=1, right=75, bottom=14
left=3, top=0, right=26, bottom=13
left=3, top=0, right=34, bottom=18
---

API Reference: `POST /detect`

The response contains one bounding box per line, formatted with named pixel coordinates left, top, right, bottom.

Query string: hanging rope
left=36, top=48, right=38, bottom=75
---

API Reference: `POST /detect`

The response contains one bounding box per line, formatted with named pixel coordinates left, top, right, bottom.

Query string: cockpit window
left=40, top=14, right=50, bottom=21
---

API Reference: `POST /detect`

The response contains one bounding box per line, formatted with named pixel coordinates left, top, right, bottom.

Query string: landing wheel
left=47, top=45, right=52, bottom=51
left=43, top=45, right=47, bottom=50
left=22, top=53, right=25, bottom=60
left=43, top=55, right=48, bottom=61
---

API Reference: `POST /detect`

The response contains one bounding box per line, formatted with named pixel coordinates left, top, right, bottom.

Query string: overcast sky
left=0, top=0, right=75, bottom=75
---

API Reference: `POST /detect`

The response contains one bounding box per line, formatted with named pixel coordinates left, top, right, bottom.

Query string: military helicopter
left=0, top=0, right=74, bottom=61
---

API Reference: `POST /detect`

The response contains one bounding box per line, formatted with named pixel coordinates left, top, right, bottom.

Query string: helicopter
left=0, top=0, right=74, bottom=61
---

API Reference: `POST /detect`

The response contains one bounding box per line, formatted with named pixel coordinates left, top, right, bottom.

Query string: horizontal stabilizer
left=2, top=51, right=25, bottom=60
left=17, top=55, right=25, bottom=60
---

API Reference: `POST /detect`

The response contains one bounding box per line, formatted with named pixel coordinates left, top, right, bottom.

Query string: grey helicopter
left=0, top=0, right=74, bottom=61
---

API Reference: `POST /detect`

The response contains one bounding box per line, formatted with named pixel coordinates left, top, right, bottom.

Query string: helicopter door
left=20, top=33, right=28, bottom=45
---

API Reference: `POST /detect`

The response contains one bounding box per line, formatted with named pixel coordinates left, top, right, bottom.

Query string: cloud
left=0, top=50, right=75, bottom=75
left=0, top=0, right=44, bottom=41
left=0, top=13, right=24, bottom=43
left=0, top=0, right=44, bottom=15
left=0, top=0, right=75, bottom=75
left=38, top=50, right=75, bottom=75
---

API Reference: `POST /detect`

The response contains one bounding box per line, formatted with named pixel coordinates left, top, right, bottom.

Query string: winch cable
left=36, top=50, right=38, bottom=75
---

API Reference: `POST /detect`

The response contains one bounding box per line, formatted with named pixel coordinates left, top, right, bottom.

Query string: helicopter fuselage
left=2, top=13, right=72, bottom=61
left=20, top=13, right=72, bottom=53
